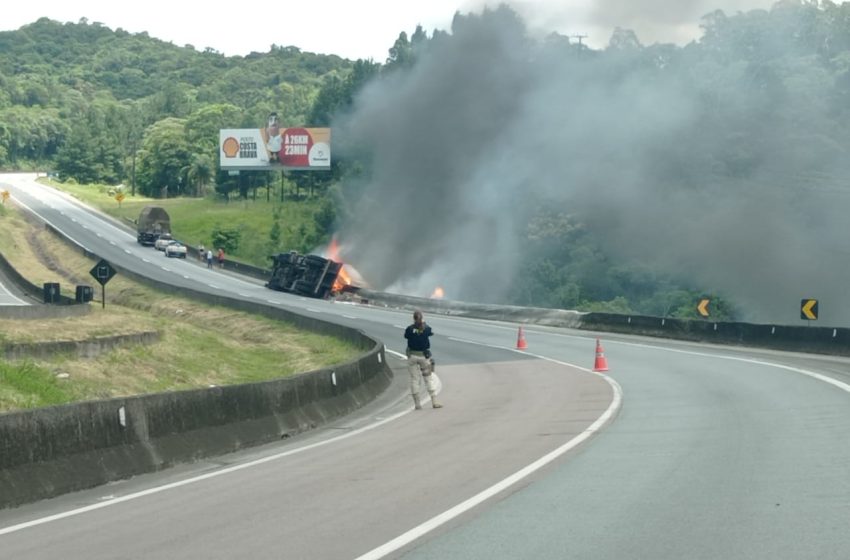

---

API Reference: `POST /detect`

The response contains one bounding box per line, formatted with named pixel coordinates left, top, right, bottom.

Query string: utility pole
left=570, top=34, right=588, bottom=56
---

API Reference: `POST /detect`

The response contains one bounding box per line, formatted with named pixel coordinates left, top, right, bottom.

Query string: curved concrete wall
left=0, top=225, right=393, bottom=509
left=0, top=342, right=391, bottom=508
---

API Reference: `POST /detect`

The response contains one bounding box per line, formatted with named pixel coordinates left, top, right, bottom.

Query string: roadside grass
left=43, top=179, right=323, bottom=267
left=0, top=204, right=362, bottom=413
left=0, top=361, right=72, bottom=409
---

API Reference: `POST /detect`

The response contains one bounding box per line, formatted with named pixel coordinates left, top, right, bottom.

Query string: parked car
left=164, top=240, right=187, bottom=259
left=154, top=233, right=174, bottom=251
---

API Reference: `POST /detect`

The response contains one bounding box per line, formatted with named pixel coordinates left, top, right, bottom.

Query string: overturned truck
left=266, top=251, right=342, bottom=299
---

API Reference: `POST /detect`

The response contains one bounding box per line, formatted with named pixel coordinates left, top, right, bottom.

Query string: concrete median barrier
left=0, top=227, right=393, bottom=509
left=0, top=341, right=391, bottom=509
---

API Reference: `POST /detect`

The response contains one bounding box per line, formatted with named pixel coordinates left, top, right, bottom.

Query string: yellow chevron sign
left=697, top=299, right=710, bottom=317
left=801, top=299, right=818, bottom=320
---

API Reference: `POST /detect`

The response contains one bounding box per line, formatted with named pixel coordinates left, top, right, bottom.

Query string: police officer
left=404, top=310, right=442, bottom=410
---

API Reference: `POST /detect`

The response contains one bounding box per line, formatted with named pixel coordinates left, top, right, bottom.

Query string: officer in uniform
left=404, top=310, right=442, bottom=410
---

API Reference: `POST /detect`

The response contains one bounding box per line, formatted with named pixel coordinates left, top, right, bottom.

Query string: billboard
left=220, top=114, right=331, bottom=170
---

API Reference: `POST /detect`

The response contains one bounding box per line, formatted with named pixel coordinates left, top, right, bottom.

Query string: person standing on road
left=198, top=243, right=205, bottom=262
left=404, top=310, right=442, bottom=410
left=206, top=249, right=213, bottom=269
left=217, top=247, right=225, bottom=269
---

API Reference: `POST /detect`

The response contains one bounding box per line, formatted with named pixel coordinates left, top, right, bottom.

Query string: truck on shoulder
left=137, top=206, right=171, bottom=246
left=266, top=251, right=342, bottom=299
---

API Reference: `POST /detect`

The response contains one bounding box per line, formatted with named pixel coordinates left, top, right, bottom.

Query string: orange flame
left=430, top=286, right=445, bottom=299
left=327, top=236, right=352, bottom=293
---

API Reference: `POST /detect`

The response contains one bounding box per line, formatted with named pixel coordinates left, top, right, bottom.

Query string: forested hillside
left=0, top=17, right=349, bottom=194
left=3, top=3, right=850, bottom=323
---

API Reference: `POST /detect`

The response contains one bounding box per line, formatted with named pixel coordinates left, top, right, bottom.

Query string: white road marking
left=161, top=267, right=171, bottom=272
left=7, top=197, right=89, bottom=253
left=208, top=284, right=219, bottom=289
left=342, top=315, right=356, bottom=319
left=354, top=356, right=622, bottom=560
left=306, top=308, right=321, bottom=313
left=109, top=241, right=116, bottom=246
left=0, top=411, right=416, bottom=536
left=0, top=333, right=608, bottom=540
left=124, top=249, right=131, bottom=254
left=238, top=293, right=251, bottom=298
left=613, top=339, right=850, bottom=394
left=183, top=276, right=190, bottom=280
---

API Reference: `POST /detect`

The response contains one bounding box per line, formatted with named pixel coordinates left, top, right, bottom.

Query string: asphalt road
left=1, top=173, right=849, bottom=559
left=0, top=277, right=27, bottom=306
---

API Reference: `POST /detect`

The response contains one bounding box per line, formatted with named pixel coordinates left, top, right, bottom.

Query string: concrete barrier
left=0, top=342, right=390, bottom=508
left=357, top=290, right=850, bottom=357
left=356, top=289, right=585, bottom=328
left=575, top=312, right=850, bottom=356
left=3, top=331, right=160, bottom=360
left=0, top=225, right=393, bottom=509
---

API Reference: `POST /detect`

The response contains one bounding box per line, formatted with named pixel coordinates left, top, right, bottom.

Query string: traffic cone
left=516, top=326, right=528, bottom=350
left=593, top=338, right=609, bottom=372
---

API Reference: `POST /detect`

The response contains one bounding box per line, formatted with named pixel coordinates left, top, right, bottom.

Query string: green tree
left=184, top=154, right=214, bottom=197
left=135, top=117, right=192, bottom=197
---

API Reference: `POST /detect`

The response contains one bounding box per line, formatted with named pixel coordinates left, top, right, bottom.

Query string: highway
left=1, top=173, right=849, bottom=559
left=0, top=278, right=28, bottom=306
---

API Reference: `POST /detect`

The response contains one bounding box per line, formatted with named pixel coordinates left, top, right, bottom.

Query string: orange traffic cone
left=516, top=326, right=528, bottom=350
left=593, top=338, right=609, bottom=372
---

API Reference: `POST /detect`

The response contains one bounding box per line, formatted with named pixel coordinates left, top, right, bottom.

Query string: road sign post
left=89, top=259, right=117, bottom=309
left=800, top=299, right=818, bottom=322
left=697, top=298, right=710, bottom=318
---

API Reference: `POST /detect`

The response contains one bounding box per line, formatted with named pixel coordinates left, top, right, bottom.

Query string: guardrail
left=356, top=289, right=850, bottom=357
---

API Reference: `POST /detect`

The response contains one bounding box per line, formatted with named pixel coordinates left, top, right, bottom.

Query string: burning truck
left=266, top=251, right=343, bottom=299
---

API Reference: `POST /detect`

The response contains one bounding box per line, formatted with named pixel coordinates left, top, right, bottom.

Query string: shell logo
left=222, top=137, right=239, bottom=158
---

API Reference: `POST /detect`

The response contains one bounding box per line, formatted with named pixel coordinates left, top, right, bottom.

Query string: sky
left=2, top=0, right=776, bottom=61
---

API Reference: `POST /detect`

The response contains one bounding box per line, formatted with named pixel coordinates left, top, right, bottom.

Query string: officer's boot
left=429, top=392, right=443, bottom=409
left=413, top=394, right=422, bottom=410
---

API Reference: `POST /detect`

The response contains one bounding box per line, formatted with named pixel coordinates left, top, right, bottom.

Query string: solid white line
left=0, top=337, right=612, bottom=541
left=0, top=409, right=414, bottom=537
left=353, top=357, right=622, bottom=560
left=385, top=349, right=407, bottom=360
left=614, top=340, right=850, bottom=394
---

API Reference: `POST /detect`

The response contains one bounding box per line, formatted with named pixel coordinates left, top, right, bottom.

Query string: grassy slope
left=0, top=203, right=359, bottom=413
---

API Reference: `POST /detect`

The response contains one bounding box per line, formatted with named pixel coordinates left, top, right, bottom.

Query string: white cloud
left=1, top=0, right=776, bottom=60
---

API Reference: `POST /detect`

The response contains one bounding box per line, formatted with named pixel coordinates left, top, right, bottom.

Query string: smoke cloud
left=333, top=3, right=850, bottom=325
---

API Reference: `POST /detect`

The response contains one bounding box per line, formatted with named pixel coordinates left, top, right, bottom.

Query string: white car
left=164, top=240, right=187, bottom=258
left=154, top=233, right=174, bottom=251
